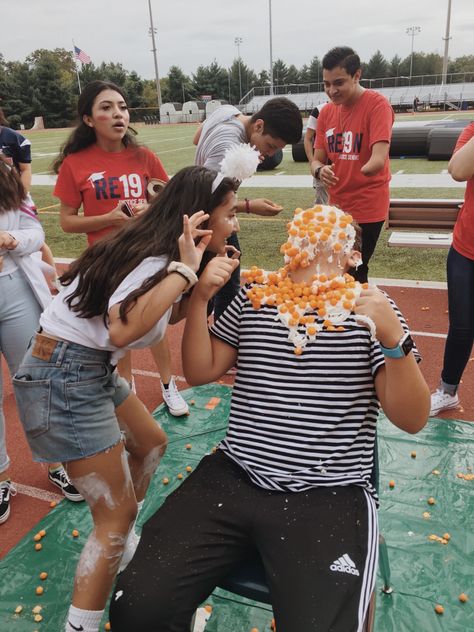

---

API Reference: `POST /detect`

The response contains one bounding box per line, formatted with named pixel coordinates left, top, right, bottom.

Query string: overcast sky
left=1, top=0, right=472, bottom=79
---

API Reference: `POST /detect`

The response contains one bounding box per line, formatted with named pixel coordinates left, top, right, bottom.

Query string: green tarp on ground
left=0, top=383, right=473, bottom=631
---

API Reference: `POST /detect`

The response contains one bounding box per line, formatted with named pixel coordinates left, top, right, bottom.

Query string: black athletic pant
left=442, top=246, right=474, bottom=386
left=349, top=220, right=385, bottom=284
left=110, top=451, right=378, bottom=632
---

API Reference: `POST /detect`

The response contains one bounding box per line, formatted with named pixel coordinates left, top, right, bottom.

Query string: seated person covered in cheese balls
left=110, top=204, right=430, bottom=632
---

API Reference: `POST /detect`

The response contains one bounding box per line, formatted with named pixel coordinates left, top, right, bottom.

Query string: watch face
left=401, top=334, right=414, bottom=355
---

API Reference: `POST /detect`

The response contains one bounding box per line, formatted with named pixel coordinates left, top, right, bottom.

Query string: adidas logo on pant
left=330, top=553, right=360, bottom=576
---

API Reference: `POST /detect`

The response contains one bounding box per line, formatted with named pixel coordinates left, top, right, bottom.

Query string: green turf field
left=25, top=111, right=470, bottom=281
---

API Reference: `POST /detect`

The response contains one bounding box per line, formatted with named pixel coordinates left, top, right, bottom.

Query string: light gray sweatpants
left=0, top=268, right=42, bottom=473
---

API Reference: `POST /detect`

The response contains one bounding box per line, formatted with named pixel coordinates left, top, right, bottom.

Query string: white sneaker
left=161, top=377, right=189, bottom=416
left=118, top=528, right=141, bottom=574
left=430, top=389, right=459, bottom=416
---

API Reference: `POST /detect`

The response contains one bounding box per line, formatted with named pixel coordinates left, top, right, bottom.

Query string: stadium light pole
left=441, top=0, right=452, bottom=85
left=406, top=26, right=421, bottom=82
left=147, top=0, right=162, bottom=107
left=235, top=37, right=243, bottom=102
left=268, top=0, right=274, bottom=95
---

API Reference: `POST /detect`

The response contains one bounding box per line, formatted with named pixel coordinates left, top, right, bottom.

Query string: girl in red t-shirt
left=53, top=80, right=188, bottom=416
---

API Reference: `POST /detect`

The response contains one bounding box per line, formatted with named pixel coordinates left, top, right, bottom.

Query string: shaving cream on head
left=281, top=204, right=355, bottom=270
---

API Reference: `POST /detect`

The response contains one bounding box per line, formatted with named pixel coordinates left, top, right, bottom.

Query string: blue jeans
left=13, top=335, right=130, bottom=463
left=0, top=269, right=43, bottom=473
left=441, top=246, right=474, bottom=388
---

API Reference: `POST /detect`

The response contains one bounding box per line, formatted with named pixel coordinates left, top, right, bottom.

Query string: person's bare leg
left=65, top=442, right=137, bottom=611
left=117, top=350, right=132, bottom=384
left=116, top=392, right=168, bottom=501
left=149, top=336, right=171, bottom=384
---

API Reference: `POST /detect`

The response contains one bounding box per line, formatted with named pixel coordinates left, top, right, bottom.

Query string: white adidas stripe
left=357, top=489, right=378, bottom=632
left=342, top=553, right=356, bottom=568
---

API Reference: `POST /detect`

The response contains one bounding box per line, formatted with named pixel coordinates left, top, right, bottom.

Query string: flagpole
left=72, top=39, right=82, bottom=94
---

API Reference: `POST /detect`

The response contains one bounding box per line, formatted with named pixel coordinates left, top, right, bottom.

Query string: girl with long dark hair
left=13, top=165, right=239, bottom=632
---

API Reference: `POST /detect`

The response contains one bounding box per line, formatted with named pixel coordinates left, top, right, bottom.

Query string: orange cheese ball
left=204, top=604, right=213, bottom=613
left=14, top=605, right=23, bottom=614
left=34, top=614, right=43, bottom=622
left=72, top=529, right=79, bottom=538
left=185, top=443, right=192, bottom=450
left=162, top=477, right=169, bottom=485
left=434, top=604, right=444, bottom=615
left=33, top=533, right=42, bottom=542
left=411, top=451, right=417, bottom=458
left=35, top=586, right=44, bottom=595
left=427, top=497, right=436, bottom=505
left=50, top=500, right=57, bottom=508
left=39, top=529, right=46, bottom=537
left=105, top=623, right=112, bottom=631
left=459, top=593, right=468, bottom=603
left=443, top=533, right=451, bottom=541
left=177, top=473, right=183, bottom=480
left=186, top=466, right=192, bottom=473
left=389, top=480, right=395, bottom=489
left=35, top=543, right=42, bottom=551
left=270, top=619, right=276, bottom=631
left=250, top=629, right=259, bottom=632
left=39, top=572, right=48, bottom=580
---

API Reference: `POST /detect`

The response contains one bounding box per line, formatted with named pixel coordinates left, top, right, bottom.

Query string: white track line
left=132, top=369, right=186, bottom=382
left=13, top=482, right=63, bottom=503
left=411, top=330, right=447, bottom=339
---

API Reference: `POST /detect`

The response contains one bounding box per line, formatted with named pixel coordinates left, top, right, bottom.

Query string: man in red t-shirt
left=312, top=46, right=394, bottom=282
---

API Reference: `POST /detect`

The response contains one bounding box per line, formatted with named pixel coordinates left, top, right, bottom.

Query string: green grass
left=28, top=118, right=468, bottom=280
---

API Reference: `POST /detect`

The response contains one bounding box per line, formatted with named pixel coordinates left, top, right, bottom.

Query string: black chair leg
left=379, top=533, right=393, bottom=594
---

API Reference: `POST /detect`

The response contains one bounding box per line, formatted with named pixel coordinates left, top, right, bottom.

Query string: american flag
left=74, top=45, right=91, bottom=64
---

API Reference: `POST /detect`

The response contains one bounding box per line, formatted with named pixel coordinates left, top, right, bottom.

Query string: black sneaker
left=48, top=467, right=84, bottom=502
left=0, top=480, right=16, bottom=524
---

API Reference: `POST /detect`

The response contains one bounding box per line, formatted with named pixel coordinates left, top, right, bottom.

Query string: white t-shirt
left=307, top=102, right=329, bottom=131
left=195, top=105, right=247, bottom=171
left=40, top=256, right=174, bottom=364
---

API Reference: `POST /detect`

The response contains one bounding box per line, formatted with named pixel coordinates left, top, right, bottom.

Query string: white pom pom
left=219, top=143, right=260, bottom=181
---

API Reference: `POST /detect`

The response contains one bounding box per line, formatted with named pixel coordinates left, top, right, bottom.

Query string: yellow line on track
left=37, top=203, right=60, bottom=212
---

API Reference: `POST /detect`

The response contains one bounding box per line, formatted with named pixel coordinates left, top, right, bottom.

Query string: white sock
left=65, top=605, right=103, bottom=632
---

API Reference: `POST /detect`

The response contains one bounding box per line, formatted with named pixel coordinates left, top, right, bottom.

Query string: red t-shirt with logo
left=452, top=123, right=474, bottom=261
left=54, top=144, right=168, bottom=245
left=315, top=90, right=394, bottom=223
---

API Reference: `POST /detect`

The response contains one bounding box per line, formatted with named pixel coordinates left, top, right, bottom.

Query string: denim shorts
left=13, top=333, right=131, bottom=463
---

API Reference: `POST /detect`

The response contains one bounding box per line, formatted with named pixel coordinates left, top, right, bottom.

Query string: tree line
left=0, top=48, right=473, bottom=129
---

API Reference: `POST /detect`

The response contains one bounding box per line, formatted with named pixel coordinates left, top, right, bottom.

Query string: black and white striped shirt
left=211, top=286, right=416, bottom=501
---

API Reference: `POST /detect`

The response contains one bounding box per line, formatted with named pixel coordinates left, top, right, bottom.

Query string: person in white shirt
left=13, top=165, right=240, bottom=632
left=304, top=103, right=329, bottom=204
left=0, top=162, right=82, bottom=530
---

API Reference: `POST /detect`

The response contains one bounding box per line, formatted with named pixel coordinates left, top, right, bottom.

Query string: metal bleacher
left=241, top=75, right=474, bottom=114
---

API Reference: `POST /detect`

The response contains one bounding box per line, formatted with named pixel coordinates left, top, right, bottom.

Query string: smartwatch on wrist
left=314, top=166, right=323, bottom=180
left=379, top=332, right=414, bottom=359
